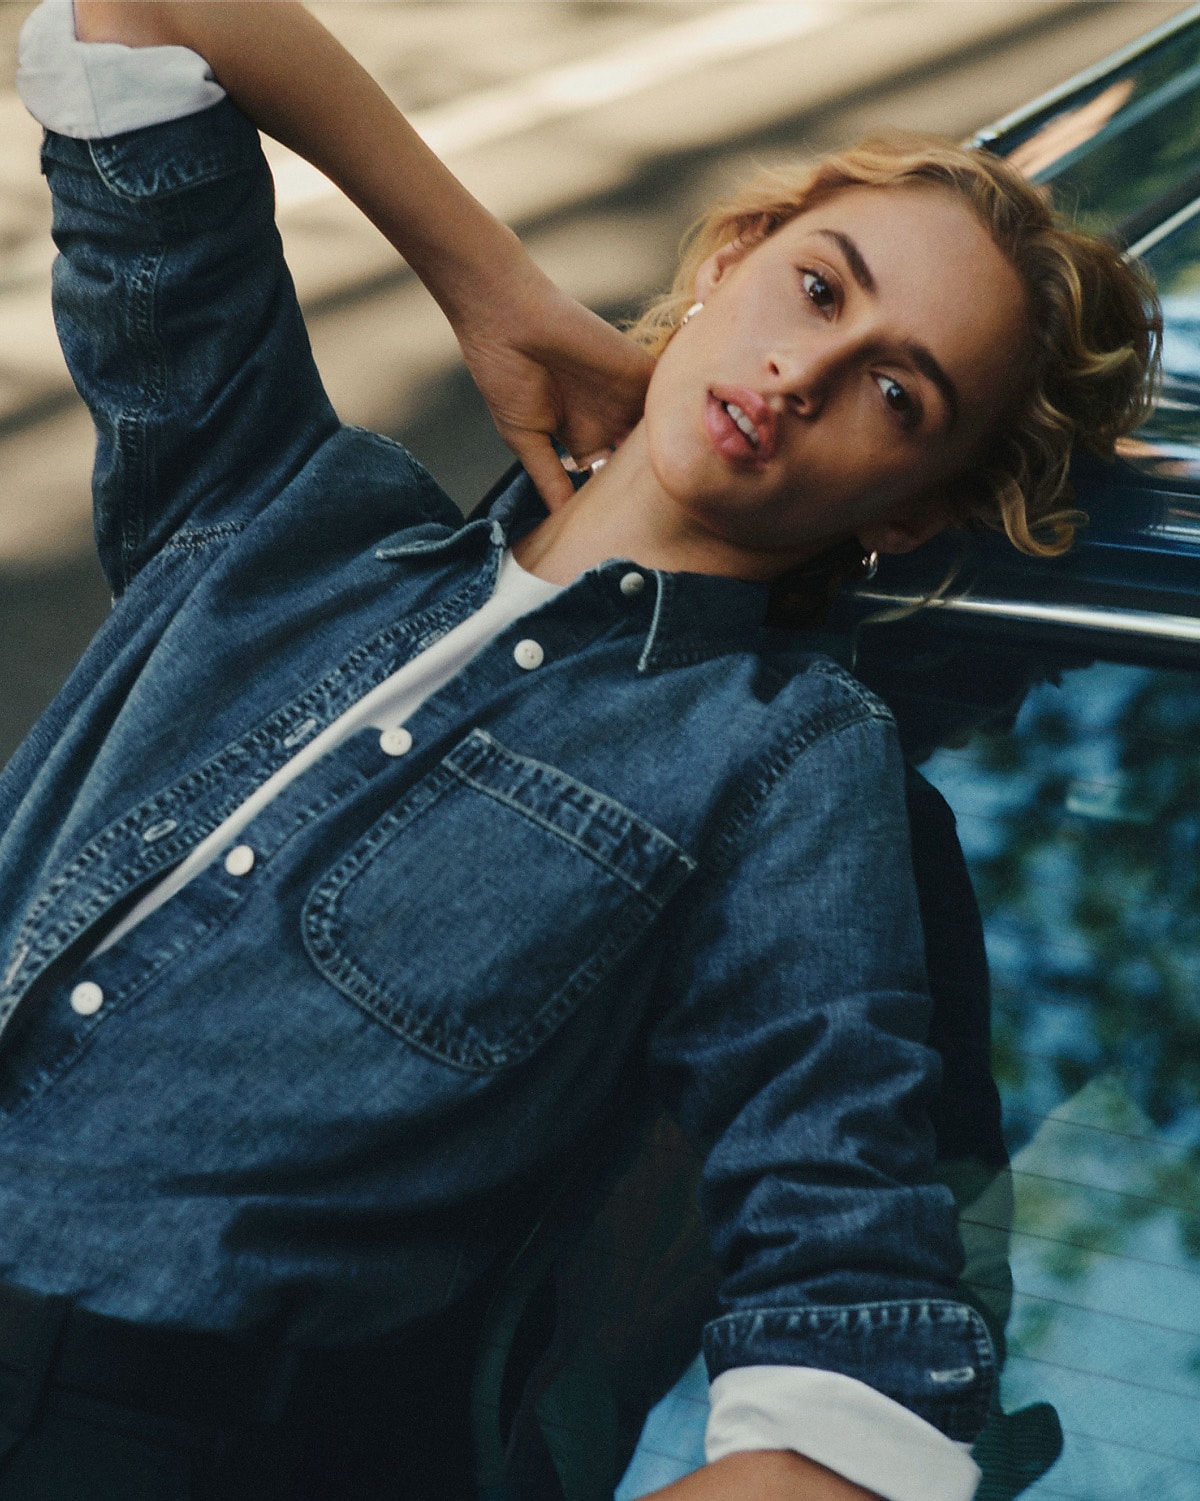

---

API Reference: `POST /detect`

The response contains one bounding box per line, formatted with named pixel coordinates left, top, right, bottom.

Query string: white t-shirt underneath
left=95, top=548, right=561, bottom=956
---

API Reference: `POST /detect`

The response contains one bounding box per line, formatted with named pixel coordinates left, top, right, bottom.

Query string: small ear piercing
left=860, top=549, right=880, bottom=580
left=680, top=301, right=704, bottom=326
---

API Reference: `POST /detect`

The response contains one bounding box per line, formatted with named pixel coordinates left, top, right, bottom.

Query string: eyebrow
left=906, top=342, right=959, bottom=431
left=815, top=227, right=960, bottom=431
left=817, top=229, right=876, bottom=295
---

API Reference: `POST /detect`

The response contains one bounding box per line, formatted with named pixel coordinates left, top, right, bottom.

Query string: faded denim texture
left=0, top=101, right=994, bottom=1439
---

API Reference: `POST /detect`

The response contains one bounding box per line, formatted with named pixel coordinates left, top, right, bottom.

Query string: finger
left=574, top=446, right=615, bottom=474
left=558, top=403, right=640, bottom=462
left=512, top=433, right=577, bottom=512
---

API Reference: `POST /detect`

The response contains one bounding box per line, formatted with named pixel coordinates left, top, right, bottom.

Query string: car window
left=1126, top=210, right=1200, bottom=501
left=921, top=657, right=1200, bottom=1500
left=983, top=14, right=1200, bottom=244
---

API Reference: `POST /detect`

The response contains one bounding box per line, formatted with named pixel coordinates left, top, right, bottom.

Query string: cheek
left=642, top=353, right=708, bottom=487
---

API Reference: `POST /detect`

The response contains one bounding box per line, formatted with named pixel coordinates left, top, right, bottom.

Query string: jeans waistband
left=0, top=1279, right=304, bottom=1431
left=0, top=1275, right=491, bottom=1435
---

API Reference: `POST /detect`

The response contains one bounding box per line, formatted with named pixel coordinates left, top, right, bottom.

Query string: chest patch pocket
left=302, top=729, right=696, bottom=1071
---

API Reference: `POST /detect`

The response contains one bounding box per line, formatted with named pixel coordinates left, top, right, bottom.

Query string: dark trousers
left=0, top=1285, right=485, bottom=1500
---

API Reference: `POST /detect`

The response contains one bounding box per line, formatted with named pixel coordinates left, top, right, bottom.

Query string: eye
left=801, top=270, right=836, bottom=314
left=875, top=373, right=917, bottom=427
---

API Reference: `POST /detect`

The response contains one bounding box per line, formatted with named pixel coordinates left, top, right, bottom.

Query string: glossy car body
left=847, top=3, right=1200, bottom=668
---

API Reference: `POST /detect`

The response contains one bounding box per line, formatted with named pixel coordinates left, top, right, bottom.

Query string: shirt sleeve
left=706, top=1365, right=980, bottom=1501
left=649, top=669, right=996, bottom=1441
left=17, top=0, right=226, bottom=140
left=18, top=0, right=351, bottom=594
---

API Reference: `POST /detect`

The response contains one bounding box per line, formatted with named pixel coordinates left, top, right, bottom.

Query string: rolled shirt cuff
left=18, top=0, right=225, bottom=140
left=703, top=1300, right=995, bottom=1439
left=706, top=1365, right=981, bottom=1501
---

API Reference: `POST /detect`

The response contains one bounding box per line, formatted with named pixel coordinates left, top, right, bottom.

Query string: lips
left=704, top=386, right=778, bottom=465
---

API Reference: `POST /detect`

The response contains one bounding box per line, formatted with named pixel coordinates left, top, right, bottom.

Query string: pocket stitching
left=446, top=762, right=665, bottom=904
left=302, top=734, right=693, bottom=1071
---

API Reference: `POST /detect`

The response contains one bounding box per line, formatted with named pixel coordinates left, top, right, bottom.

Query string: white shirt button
left=224, top=844, right=256, bottom=877
left=379, top=727, right=413, bottom=758
left=619, top=571, right=645, bottom=597
left=70, top=981, right=104, bottom=1017
left=513, top=639, right=545, bottom=671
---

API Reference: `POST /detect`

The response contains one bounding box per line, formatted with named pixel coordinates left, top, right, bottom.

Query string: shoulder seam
left=708, top=684, right=896, bottom=870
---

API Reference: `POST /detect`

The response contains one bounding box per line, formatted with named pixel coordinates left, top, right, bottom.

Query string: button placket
left=224, top=845, right=256, bottom=877
left=379, top=727, right=413, bottom=757
left=70, top=981, right=104, bottom=1017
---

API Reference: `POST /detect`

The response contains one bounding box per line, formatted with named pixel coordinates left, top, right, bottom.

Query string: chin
left=646, top=431, right=716, bottom=508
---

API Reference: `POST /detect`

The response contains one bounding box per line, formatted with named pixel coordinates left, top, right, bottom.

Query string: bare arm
left=648, top=1450, right=881, bottom=1501
left=75, top=0, right=652, bottom=507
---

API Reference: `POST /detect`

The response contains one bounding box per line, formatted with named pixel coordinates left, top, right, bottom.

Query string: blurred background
left=0, top=0, right=1191, bottom=764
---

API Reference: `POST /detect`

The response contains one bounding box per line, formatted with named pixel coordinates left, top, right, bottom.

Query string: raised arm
left=76, top=0, right=653, bottom=508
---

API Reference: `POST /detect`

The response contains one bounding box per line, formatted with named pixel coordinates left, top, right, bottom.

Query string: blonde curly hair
left=626, top=135, right=1161, bottom=558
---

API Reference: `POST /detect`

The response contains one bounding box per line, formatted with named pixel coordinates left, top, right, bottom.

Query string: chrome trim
left=1148, top=393, right=1200, bottom=411
left=1126, top=192, right=1200, bottom=258
left=1155, top=522, right=1200, bottom=544
left=853, top=590, right=1200, bottom=644
left=970, top=2, right=1200, bottom=149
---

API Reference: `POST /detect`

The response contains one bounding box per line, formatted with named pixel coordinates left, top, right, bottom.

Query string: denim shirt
left=0, top=100, right=994, bottom=1441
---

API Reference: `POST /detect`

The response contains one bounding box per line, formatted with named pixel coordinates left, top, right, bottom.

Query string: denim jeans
left=0, top=99, right=994, bottom=1440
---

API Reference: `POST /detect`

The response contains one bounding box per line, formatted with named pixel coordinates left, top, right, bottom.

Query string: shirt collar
left=376, top=464, right=776, bottom=671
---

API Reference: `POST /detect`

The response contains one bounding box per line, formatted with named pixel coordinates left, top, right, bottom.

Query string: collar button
left=619, top=571, right=646, bottom=598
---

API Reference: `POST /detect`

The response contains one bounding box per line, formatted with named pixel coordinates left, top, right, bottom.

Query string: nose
left=767, top=334, right=849, bottom=416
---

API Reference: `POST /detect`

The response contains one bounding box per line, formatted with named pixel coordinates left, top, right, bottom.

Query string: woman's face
left=641, top=183, right=1030, bottom=564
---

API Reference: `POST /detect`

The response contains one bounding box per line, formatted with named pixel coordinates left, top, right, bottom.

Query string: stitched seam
left=300, top=745, right=675, bottom=1070
left=707, top=1298, right=989, bottom=1335
left=705, top=697, right=883, bottom=872
left=344, top=428, right=459, bottom=525
left=451, top=732, right=696, bottom=875
left=806, top=656, right=895, bottom=719
left=637, top=571, right=671, bottom=673
left=162, top=520, right=249, bottom=553
left=305, top=875, right=657, bottom=1074
left=104, top=246, right=166, bottom=588
left=0, top=881, right=256, bottom=1130
left=5, top=592, right=480, bottom=992
left=87, top=141, right=255, bottom=202
left=446, top=764, right=671, bottom=903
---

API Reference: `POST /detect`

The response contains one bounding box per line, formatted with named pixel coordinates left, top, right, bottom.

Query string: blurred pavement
left=0, top=0, right=1190, bottom=762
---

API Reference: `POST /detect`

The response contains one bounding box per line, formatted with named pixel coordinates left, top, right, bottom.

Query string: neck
left=512, top=423, right=823, bottom=586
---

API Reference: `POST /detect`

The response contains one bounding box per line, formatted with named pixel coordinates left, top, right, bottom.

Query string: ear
left=693, top=240, right=749, bottom=300
left=858, top=490, right=952, bottom=558
left=693, top=215, right=773, bottom=300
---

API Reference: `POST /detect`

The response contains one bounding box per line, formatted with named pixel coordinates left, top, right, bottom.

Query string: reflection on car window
left=1120, top=207, right=1200, bottom=486
left=990, top=18, right=1200, bottom=244
left=921, top=656, right=1200, bottom=1500
left=981, top=15, right=1200, bottom=531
